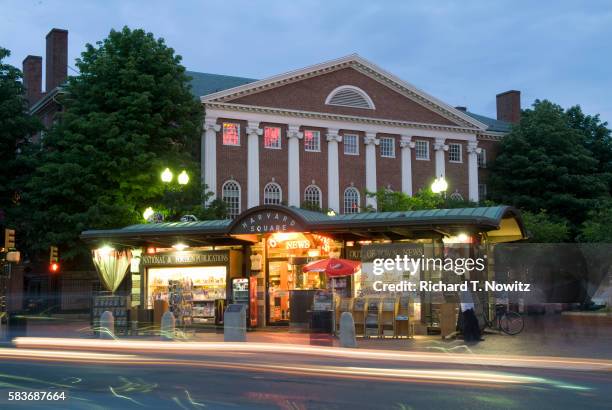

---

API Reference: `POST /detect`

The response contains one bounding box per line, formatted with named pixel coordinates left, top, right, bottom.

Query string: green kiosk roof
left=81, top=205, right=526, bottom=247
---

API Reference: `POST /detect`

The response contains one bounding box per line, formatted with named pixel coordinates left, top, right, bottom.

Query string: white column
left=400, top=135, right=415, bottom=196
left=246, top=121, right=262, bottom=208
left=434, top=137, right=448, bottom=180
left=203, top=117, right=220, bottom=203
left=467, top=140, right=481, bottom=202
left=287, top=125, right=303, bottom=207
left=364, top=132, right=379, bottom=209
left=326, top=129, right=342, bottom=213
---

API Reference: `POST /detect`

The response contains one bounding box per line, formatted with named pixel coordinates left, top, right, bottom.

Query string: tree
left=578, top=202, right=612, bottom=242
left=565, top=105, right=612, bottom=191
left=0, top=47, right=41, bottom=219
left=489, top=100, right=610, bottom=229
left=521, top=210, right=570, bottom=243
left=19, top=27, right=203, bottom=260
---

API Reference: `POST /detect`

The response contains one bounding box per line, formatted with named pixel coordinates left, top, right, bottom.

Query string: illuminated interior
left=147, top=266, right=227, bottom=324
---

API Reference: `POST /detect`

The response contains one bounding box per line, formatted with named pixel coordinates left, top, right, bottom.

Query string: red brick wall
left=22, top=55, right=42, bottom=105
left=214, top=117, right=501, bottom=210
left=411, top=137, right=435, bottom=194
left=445, top=139, right=469, bottom=199
left=477, top=139, right=501, bottom=194
left=338, top=129, right=366, bottom=212
left=216, top=118, right=248, bottom=212
left=45, top=28, right=68, bottom=92
left=376, top=134, right=401, bottom=191
left=228, top=68, right=457, bottom=126
left=300, top=126, right=328, bottom=210
left=496, top=91, right=520, bottom=124
left=259, top=122, right=288, bottom=204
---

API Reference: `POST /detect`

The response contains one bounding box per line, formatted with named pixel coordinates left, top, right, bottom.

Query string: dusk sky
left=2, top=0, right=611, bottom=123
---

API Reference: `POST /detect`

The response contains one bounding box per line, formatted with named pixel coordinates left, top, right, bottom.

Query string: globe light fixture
left=431, top=176, right=448, bottom=194
left=161, top=168, right=173, bottom=183
left=177, top=170, right=189, bottom=185
left=143, top=207, right=155, bottom=221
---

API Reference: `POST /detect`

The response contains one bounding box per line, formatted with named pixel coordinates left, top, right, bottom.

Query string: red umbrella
left=302, top=258, right=361, bottom=277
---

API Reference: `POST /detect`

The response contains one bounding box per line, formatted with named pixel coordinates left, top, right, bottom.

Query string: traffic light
left=49, top=245, right=59, bottom=273
left=4, top=229, right=15, bottom=250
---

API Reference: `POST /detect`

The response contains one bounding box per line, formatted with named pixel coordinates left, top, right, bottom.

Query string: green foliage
left=521, top=210, right=570, bottom=243
left=565, top=105, right=612, bottom=180
left=17, top=27, right=203, bottom=259
left=578, top=201, right=612, bottom=242
left=300, top=201, right=324, bottom=213
left=366, top=188, right=479, bottom=212
left=0, top=47, right=41, bottom=215
left=489, top=100, right=611, bottom=229
left=188, top=190, right=228, bottom=221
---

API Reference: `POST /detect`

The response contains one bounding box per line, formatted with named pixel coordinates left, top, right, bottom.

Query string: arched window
left=343, top=187, right=360, bottom=214
left=449, top=190, right=464, bottom=201
left=303, top=185, right=322, bottom=209
left=222, top=180, right=241, bottom=218
left=263, top=182, right=282, bottom=205
left=325, top=85, right=375, bottom=109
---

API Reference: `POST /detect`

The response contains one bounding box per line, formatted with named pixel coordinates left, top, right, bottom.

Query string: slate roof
left=186, top=71, right=256, bottom=98
left=463, top=111, right=513, bottom=133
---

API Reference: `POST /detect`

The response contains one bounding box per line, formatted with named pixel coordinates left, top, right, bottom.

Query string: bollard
left=339, top=311, right=357, bottom=348
left=161, top=311, right=175, bottom=341
left=131, top=320, right=138, bottom=336
left=100, top=311, right=115, bottom=339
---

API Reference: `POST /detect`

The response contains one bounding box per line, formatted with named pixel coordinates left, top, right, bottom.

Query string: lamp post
left=156, top=167, right=190, bottom=222
left=431, top=176, right=448, bottom=198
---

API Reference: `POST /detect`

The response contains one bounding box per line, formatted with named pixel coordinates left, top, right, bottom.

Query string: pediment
left=203, top=55, right=487, bottom=130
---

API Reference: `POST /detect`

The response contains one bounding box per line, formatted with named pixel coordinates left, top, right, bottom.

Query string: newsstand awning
left=80, top=205, right=527, bottom=247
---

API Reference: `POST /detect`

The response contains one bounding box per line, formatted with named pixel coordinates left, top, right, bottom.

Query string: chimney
left=455, top=106, right=467, bottom=112
left=45, top=28, right=68, bottom=92
left=22, top=55, right=43, bottom=106
left=496, top=90, right=521, bottom=124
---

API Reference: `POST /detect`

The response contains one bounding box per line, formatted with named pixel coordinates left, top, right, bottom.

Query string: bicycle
left=483, top=303, right=524, bottom=335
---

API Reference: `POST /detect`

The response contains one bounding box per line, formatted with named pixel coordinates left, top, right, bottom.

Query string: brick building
left=199, top=55, right=519, bottom=216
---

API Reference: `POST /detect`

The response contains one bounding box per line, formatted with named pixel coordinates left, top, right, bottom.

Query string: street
left=0, top=340, right=609, bottom=409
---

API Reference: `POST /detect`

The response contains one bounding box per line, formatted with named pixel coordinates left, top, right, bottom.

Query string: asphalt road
left=0, top=344, right=609, bottom=410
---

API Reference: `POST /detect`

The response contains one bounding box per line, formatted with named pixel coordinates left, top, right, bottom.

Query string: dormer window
left=325, top=85, right=375, bottom=109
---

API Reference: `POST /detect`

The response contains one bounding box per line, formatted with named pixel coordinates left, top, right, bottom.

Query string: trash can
left=309, top=310, right=333, bottom=333
left=309, top=310, right=333, bottom=346
left=8, top=314, right=27, bottom=340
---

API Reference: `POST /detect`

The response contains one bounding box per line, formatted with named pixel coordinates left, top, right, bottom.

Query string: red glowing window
left=223, top=123, right=240, bottom=146
left=304, top=130, right=320, bottom=151
left=264, top=127, right=281, bottom=149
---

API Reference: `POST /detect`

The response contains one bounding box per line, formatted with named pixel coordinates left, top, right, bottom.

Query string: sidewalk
left=4, top=313, right=612, bottom=359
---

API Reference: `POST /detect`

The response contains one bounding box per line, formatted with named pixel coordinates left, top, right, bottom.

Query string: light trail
left=12, top=337, right=612, bottom=372
left=0, top=348, right=161, bottom=364
left=0, top=347, right=578, bottom=389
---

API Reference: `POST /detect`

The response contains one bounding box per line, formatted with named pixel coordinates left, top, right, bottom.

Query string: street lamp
left=431, top=176, right=448, bottom=194
left=161, top=168, right=173, bottom=183
left=177, top=170, right=189, bottom=185
left=143, top=207, right=154, bottom=221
